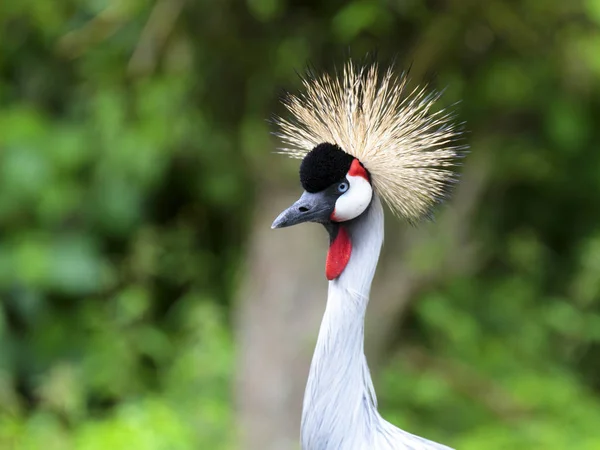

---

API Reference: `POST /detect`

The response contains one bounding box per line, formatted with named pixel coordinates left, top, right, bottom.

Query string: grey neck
left=300, top=194, right=385, bottom=450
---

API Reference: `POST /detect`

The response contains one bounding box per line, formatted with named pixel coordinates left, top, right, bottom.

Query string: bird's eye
left=337, top=182, right=349, bottom=193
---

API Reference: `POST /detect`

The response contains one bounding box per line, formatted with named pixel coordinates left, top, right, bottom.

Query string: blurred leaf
left=585, top=0, right=600, bottom=25
left=545, top=97, right=591, bottom=151
left=247, top=0, right=283, bottom=22
left=333, top=0, right=390, bottom=41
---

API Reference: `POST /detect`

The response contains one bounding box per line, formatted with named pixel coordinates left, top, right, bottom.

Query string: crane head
left=272, top=59, right=466, bottom=225
left=271, top=143, right=373, bottom=229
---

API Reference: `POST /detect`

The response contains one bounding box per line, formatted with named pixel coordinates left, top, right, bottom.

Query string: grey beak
left=271, top=191, right=335, bottom=229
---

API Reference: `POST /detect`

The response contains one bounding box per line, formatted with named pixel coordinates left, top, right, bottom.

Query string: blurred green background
left=2, top=0, right=600, bottom=449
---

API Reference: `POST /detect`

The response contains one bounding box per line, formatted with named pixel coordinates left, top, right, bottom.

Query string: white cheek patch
left=332, top=175, right=373, bottom=222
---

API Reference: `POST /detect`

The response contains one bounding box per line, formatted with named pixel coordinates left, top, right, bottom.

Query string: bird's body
left=271, top=59, right=464, bottom=450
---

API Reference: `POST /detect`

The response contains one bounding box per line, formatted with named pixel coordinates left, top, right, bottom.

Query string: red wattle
left=326, top=226, right=352, bottom=280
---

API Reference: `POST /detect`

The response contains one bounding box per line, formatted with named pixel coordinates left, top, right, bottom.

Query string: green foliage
left=1, top=0, right=600, bottom=448
left=0, top=298, right=233, bottom=449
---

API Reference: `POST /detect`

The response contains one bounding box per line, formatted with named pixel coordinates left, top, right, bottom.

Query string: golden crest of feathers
left=274, top=60, right=466, bottom=222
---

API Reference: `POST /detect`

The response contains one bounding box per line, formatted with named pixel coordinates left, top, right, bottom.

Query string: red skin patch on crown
left=348, top=158, right=369, bottom=180
left=325, top=226, right=352, bottom=280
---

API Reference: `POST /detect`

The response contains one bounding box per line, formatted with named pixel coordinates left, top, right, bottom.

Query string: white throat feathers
left=301, top=194, right=452, bottom=450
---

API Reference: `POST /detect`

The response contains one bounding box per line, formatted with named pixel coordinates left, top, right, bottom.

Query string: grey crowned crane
left=271, top=60, right=465, bottom=450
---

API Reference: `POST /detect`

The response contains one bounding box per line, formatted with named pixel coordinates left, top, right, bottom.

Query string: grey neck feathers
left=301, top=194, right=385, bottom=450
